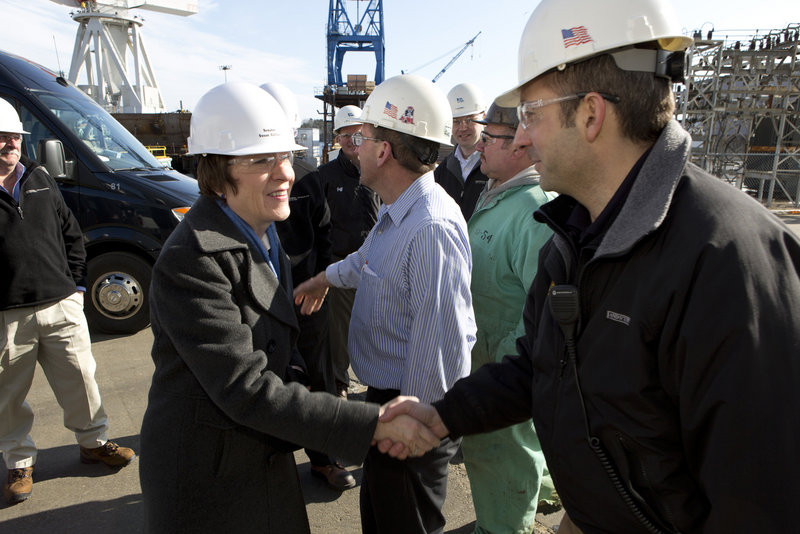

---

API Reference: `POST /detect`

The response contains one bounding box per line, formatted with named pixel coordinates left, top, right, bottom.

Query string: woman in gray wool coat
left=138, top=82, right=437, bottom=533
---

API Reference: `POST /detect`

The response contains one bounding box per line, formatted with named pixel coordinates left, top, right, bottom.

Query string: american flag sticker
left=561, top=26, right=593, bottom=48
left=384, top=101, right=398, bottom=119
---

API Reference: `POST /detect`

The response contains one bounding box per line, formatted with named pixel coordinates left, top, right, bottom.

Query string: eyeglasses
left=337, top=132, right=357, bottom=140
left=479, top=131, right=515, bottom=145
left=351, top=132, right=383, bottom=147
left=516, top=92, right=621, bottom=129
left=0, top=133, right=22, bottom=143
left=228, top=152, right=293, bottom=173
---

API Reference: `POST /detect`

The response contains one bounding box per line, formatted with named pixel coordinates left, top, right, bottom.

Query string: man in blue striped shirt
left=295, top=74, right=476, bottom=534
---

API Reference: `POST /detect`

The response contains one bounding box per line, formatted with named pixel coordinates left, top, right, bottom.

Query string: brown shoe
left=4, top=467, right=33, bottom=504
left=310, top=463, right=356, bottom=491
left=80, top=440, right=135, bottom=468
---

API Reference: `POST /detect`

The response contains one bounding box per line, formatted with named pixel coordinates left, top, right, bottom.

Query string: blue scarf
left=217, top=199, right=281, bottom=281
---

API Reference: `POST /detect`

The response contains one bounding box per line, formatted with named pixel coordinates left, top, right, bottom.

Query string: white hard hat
left=496, top=0, right=694, bottom=106
left=259, top=82, right=301, bottom=129
left=359, top=74, right=452, bottom=146
left=0, top=99, right=29, bottom=134
left=447, top=83, right=487, bottom=118
left=333, top=105, right=362, bottom=132
left=187, top=82, right=304, bottom=156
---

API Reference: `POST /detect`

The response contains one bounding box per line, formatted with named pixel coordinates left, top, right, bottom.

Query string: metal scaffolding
left=676, top=24, right=800, bottom=207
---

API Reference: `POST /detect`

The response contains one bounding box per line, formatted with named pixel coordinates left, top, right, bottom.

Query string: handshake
left=371, top=396, right=450, bottom=459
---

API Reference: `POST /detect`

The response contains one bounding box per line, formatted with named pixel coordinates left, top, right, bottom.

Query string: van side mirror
left=38, top=138, right=71, bottom=181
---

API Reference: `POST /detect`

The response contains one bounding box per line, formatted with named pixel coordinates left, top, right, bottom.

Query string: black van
left=0, top=49, right=198, bottom=334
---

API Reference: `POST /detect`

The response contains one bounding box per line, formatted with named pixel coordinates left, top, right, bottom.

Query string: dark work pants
left=295, top=301, right=336, bottom=467
left=360, top=387, right=461, bottom=534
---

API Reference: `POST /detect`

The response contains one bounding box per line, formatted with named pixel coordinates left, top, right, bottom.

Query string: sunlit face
left=514, top=76, right=580, bottom=194
left=336, top=124, right=362, bottom=164
left=477, top=125, right=516, bottom=183
left=223, top=152, right=294, bottom=233
left=452, top=113, right=483, bottom=150
left=355, top=123, right=384, bottom=191
left=0, top=132, right=22, bottom=174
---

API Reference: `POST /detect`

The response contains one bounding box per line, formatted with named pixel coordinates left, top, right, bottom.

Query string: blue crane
left=327, top=0, right=385, bottom=86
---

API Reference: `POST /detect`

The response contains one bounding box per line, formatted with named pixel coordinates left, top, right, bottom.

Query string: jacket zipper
left=1, top=191, right=24, bottom=219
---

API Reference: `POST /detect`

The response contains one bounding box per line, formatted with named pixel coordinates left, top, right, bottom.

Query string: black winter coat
left=314, top=151, right=379, bottom=258
left=0, top=158, right=85, bottom=310
left=433, top=149, right=489, bottom=221
left=436, top=121, right=800, bottom=534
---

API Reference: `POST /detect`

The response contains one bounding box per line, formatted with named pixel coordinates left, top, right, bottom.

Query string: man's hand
left=293, top=271, right=330, bottom=315
left=374, top=396, right=450, bottom=457
left=372, top=411, right=441, bottom=460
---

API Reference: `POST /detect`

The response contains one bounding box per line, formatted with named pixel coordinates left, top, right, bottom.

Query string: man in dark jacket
left=276, top=157, right=356, bottom=491
left=380, top=1, right=800, bottom=532
left=311, top=106, right=380, bottom=397
left=0, top=100, right=134, bottom=505
left=434, top=82, right=490, bottom=221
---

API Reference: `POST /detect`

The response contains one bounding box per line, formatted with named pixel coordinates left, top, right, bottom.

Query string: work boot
left=310, top=463, right=356, bottom=491
left=4, top=467, right=33, bottom=504
left=80, top=440, right=135, bottom=468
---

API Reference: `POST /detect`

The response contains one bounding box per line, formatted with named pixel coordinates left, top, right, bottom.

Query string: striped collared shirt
left=326, top=172, right=476, bottom=403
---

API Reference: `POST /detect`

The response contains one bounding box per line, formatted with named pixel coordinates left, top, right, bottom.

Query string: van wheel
left=86, top=252, right=151, bottom=334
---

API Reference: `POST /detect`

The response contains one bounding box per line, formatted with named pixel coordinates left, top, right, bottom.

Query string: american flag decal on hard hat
left=384, top=101, right=398, bottom=119
left=561, top=27, right=593, bottom=48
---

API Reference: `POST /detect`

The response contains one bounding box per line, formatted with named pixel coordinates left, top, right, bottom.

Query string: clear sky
left=6, top=0, right=798, bottom=121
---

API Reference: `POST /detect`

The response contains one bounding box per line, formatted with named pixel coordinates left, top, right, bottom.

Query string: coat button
left=266, top=340, right=277, bottom=353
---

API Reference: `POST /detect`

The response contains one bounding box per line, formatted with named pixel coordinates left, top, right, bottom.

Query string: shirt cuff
left=325, top=262, right=344, bottom=288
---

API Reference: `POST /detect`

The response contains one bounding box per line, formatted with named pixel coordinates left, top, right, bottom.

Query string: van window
left=33, top=90, right=163, bottom=172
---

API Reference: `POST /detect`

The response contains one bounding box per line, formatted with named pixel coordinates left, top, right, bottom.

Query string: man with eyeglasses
left=309, top=106, right=380, bottom=401
left=433, top=82, right=490, bottom=221
left=462, top=101, right=559, bottom=533
left=0, top=99, right=134, bottom=505
left=295, top=74, right=475, bottom=534
left=379, top=0, right=800, bottom=532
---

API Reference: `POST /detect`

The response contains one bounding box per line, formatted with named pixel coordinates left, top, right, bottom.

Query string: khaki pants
left=0, top=292, right=108, bottom=469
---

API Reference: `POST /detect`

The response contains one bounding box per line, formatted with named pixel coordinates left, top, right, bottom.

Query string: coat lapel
left=188, top=196, right=298, bottom=330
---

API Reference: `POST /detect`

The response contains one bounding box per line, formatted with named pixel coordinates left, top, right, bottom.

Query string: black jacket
left=0, top=158, right=86, bottom=310
left=314, top=151, right=379, bottom=258
left=275, top=160, right=332, bottom=285
left=436, top=121, right=800, bottom=533
left=433, top=149, right=489, bottom=221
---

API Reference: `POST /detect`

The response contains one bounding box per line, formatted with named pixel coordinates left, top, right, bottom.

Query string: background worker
left=380, top=0, right=800, bottom=532
left=139, top=82, right=439, bottom=533
left=312, top=105, right=380, bottom=398
left=462, top=101, right=558, bottom=533
left=0, top=98, right=134, bottom=505
left=434, top=82, right=490, bottom=221
left=263, top=83, right=356, bottom=491
left=295, top=74, right=476, bottom=534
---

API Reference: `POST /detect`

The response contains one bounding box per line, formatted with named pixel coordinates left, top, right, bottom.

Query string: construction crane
left=326, top=0, right=385, bottom=86
left=432, top=31, right=481, bottom=83
left=50, top=0, right=197, bottom=113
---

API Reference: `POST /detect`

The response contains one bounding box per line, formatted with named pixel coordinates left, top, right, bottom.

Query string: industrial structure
left=677, top=24, right=800, bottom=207
left=316, top=0, right=385, bottom=160
left=52, top=0, right=197, bottom=113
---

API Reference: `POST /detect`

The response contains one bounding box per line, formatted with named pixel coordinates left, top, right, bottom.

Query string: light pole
left=219, top=65, right=232, bottom=82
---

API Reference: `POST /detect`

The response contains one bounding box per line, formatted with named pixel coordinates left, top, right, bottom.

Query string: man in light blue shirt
left=295, top=74, right=476, bottom=534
